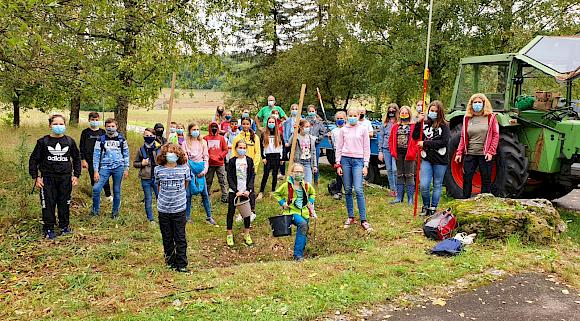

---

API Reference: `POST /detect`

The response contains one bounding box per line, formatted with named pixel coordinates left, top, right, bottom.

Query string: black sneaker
left=61, top=227, right=72, bottom=236
left=45, top=230, right=56, bottom=240
left=111, top=213, right=119, bottom=219
left=293, top=256, right=304, bottom=262
left=176, top=267, right=189, bottom=273
left=420, top=207, right=428, bottom=216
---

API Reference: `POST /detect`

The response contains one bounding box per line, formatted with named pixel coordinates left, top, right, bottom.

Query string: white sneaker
left=235, top=214, right=243, bottom=222
left=106, top=196, right=113, bottom=203
left=250, top=213, right=256, bottom=222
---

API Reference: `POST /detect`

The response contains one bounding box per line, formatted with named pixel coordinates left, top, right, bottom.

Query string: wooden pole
left=286, top=84, right=307, bottom=179
left=166, top=72, right=177, bottom=141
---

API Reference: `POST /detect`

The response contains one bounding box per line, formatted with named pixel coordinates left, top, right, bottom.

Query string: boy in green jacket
left=273, top=163, right=316, bottom=261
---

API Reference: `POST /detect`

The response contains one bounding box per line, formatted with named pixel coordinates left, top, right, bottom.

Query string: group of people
left=28, top=93, right=499, bottom=271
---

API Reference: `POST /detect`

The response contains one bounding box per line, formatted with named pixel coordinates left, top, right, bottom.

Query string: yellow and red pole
left=413, top=0, right=434, bottom=218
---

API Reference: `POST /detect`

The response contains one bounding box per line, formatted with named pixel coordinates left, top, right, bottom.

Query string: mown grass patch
left=0, top=125, right=578, bottom=321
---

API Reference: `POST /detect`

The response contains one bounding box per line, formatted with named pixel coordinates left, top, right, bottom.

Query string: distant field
left=3, top=89, right=225, bottom=127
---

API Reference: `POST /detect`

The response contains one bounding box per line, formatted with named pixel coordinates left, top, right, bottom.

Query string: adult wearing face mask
left=358, top=109, right=374, bottom=137
left=412, top=101, right=450, bottom=216
left=455, top=93, right=499, bottom=199
left=413, top=100, right=424, bottom=123
left=91, top=118, right=130, bottom=219
left=79, top=112, right=111, bottom=201
left=255, top=95, right=287, bottom=132
left=154, top=123, right=167, bottom=145
left=378, top=103, right=399, bottom=196
left=306, top=105, right=327, bottom=186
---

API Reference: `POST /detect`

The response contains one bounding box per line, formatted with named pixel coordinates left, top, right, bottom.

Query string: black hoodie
left=29, top=135, right=81, bottom=179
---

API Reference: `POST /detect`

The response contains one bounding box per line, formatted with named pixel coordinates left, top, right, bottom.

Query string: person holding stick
left=273, top=163, right=316, bottom=262
left=306, top=104, right=327, bottom=186
left=336, top=109, right=372, bottom=231
left=281, top=103, right=300, bottom=178
left=413, top=101, right=450, bottom=216
left=289, top=119, right=317, bottom=184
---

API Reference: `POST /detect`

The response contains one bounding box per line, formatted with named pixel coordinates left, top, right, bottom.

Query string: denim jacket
left=93, top=134, right=130, bottom=171
left=378, top=122, right=394, bottom=153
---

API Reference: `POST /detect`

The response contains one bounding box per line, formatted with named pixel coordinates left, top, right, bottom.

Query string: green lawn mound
left=448, top=194, right=567, bottom=245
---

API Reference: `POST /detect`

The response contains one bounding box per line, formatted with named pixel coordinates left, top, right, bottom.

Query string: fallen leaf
left=562, top=289, right=570, bottom=294
left=432, top=298, right=446, bottom=306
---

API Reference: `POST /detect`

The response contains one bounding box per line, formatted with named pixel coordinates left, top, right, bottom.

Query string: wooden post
left=166, top=72, right=177, bottom=141
left=286, top=84, right=307, bottom=179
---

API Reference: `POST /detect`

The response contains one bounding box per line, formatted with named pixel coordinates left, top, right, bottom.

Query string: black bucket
left=268, top=215, right=293, bottom=237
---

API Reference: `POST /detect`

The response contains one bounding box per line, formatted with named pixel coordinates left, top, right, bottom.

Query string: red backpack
left=423, top=209, right=457, bottom=240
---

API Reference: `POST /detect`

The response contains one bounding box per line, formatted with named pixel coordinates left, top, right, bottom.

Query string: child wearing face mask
left=289, top=119, right=317, bottom=184
left=154, top=123, right=167, bottom=145
left=176, top=123, right=186, bottom=145
left=225, top=140, right=255, bottom=246
left=133, top=128, right=161, bottom=223
left=232, top=118, right=261, bottom=217
left=328, top=111, right=346, bottom=199
left=238, top=109, right=258, bottom=132
left=378, top=104, right=399, bottom=196
left=281, top=104, right=301, bottom=178
left=273, top=163, right=316, bottom=261
left=220, top=110, right=232, bottom=135
left=79, top=112, right=111, bottom=200
left=257, top=116, right=283, bottom=200
left=225, top=118, right=240, bottom=162
left=204, top=121, right=229, bottom=203
left=181, top=122, right=215, bottom=224
left=306, top=105, right=327, bottom=186
left=91, top=118, right=130, bottom=218
left=168, top=121, right=178, bottom=144
left=154, top=143, right=191, bottom=272
left=29, top=114, right=81, bottom=240
left=388, top=106, right=418, bottom=205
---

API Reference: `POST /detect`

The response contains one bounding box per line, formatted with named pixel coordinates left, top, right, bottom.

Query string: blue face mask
left=308, top=111, right=317, bottom=118
left=472, top=102, right=484, bottom=112
left=347, top=117, right=358, bottom=125
left=170, top=128, right=176, bottom=133
left=267, top=123, right=276, bottom=129
left=336, top=119, right=345, bottom=126
left=176, top=129, right=184, bottom=135
left=190, top=130, right=200, bottom=138
left=89, top=120, right=100, bottom=128
left=237, top=148, right=247, bottom=156
left=291, top=110, right=298, bottom=116
left=166, top=152, right=178, bottom=163
left=242, top=113, right=249, bottom=118
left=52, top=125, right=66, bottom=135
left=428, top=111, right=438, bottom=120
left=225, top=115, right=232, bottom=120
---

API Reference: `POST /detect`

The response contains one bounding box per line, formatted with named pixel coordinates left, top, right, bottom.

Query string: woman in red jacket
left=389, top=106, right=419, bottom=204
left=454, top=93, right=500, bottom=198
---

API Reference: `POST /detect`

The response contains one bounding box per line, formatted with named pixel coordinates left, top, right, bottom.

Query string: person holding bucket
left=273, top=163, right=316, bottom=262
left=225, top=140, right=255, bottom=246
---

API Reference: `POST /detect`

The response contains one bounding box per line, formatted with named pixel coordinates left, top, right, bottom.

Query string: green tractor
left=445, top=35, right=580, bottom=200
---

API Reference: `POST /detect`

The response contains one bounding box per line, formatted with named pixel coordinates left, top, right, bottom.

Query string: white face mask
left=268, top=101, right=275, bottom=107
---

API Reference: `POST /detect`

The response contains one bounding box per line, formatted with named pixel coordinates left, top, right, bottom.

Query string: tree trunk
left=70, top=94, right=81, bottom=127
left=272, top=4, right=280, bottom=55
left=343, top=90, right=351, bottom=109
left=115, top=0, right=137, bottom=135
left=12, top=94, right=20, bottom=128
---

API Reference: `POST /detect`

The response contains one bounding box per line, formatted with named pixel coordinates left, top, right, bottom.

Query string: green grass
left=0, top=125, right=578, bottom=320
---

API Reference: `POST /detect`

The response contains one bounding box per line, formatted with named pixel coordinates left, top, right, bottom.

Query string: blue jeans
left=420, top=159, right=447, bottom=208
left=185, top=183, right=212, bottom=221
left=299, top=160, right=313, bottom=185
left=341, top=156, right=367, bottom=221
left=292, top=214, right=309, bottom=258
left=314, top=144, right=321, bottom=183
left=382, top=150, right=397, bottom=190
left=92, top=166, right=124, bottom=215
left=141, top=178, right=158, bottom=221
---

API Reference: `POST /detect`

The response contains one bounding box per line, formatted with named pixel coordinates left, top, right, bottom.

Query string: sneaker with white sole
left=343, top=217, right=356, bottom=229
left=106, top=196, right=113, bottom=203
left=61, top=227, right=72, bottom=236
left=277, top=174, right=285, bottom=180
left=206, top=217, right=217, bottom=225
left=235, top=214, right=243, bottom=222
left=361, top=221, right=373, bottom=231
left=45, top=229, right=57, bottom=240
left=250, top=213, right=256, bottom=222
left=243, top=233, right=253, bottom=246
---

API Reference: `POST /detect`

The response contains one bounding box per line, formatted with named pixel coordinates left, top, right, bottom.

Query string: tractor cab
left=445, top=36, right=580, bottom=200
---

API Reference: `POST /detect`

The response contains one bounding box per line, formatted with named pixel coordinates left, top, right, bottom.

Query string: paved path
left=326, top=273, right=579, bottom=321
left=554, top=189, right=580, bottom=211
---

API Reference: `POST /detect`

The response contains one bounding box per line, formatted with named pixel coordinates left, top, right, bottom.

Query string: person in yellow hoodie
left=232, top=117, right=261, bottom=214
left=273, top=163, right=316, bottom=261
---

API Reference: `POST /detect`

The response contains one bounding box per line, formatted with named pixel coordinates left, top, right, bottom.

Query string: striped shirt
left=154, top=164, right=191, bottom=213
